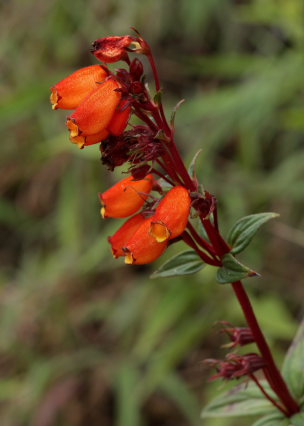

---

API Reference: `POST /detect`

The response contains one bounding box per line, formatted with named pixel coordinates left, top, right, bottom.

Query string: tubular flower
left=91, top=36, right=133, bottom=63
left=66, top=79, right=130, bottom=148
left=99, top=174, right=154, bottom=219
left=108, top=213, right=146, bottom=258
left=70, top=129, right=110, bottom=148
left=107, top=100, right=131, bottom=136
left=150, top=186, right=191, bottom=242
left=50, top=65, right=108, bottom=110
left=123, top=218, right=168, bottom=265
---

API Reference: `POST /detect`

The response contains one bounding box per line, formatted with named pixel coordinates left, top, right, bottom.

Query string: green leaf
left=115, top=364, right=141, bottom=426
left=251, top=413, right=288, bottom=426
left=228, top=213, right=279, bottom=254
left=282, top=317, right=304, bottom=399
left=290, top=413, right=304, bottom=426
left=216, top=253, right=259, bottom=284
left=150, top=250, right=205, bottom=279
left=201, top=380, right=277, bottom=418
left=188, top=149, right=202, bottom=179
left=153, top=90, right=162, bottom=105
left=170, top=98, right=185, bottom=126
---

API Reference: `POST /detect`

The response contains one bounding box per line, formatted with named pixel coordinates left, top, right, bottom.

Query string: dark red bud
left=131, top=164, right=152, bottom=180
left=191, top=191, right=216, bottom=219
left=131, top=81, right=144, bottom=95
left=130, top=58, right=144, bottom=80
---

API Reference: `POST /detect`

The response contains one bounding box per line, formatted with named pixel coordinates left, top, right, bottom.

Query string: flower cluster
left=101, top=180, right=191, bottom=264
left=51, top=33, right=197, bottom=265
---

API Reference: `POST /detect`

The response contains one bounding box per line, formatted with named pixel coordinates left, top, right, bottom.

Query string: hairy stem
left=233, top=281, right=299, bottom=416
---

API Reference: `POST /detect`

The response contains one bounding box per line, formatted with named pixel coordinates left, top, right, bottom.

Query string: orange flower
left=91, top=36, right=133, bottom=63
left=99, top=174, right=154, bottom=218
left=107, top=100, right=131, bottom=136
left=50, top=65, right=108, bottom=110
left=70, top=129, right=110, bottom=148
left=124, top=217, right=168, bottom=265
left=150, top=186, right=191, bottom=242
left=108, top=213, right=146, bottom=258
left=66, top=79, right=121, bottom=140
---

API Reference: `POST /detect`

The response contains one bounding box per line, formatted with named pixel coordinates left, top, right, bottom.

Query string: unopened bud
left=91, top=36, right=133, bottom=63
left=130, top=58, right=144, bottom=80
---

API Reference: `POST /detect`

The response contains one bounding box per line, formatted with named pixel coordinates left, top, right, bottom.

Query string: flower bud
left=91, top=36, right=133, bottom=63
left=99, top=174, right=154, bottom=219
left=130, top=58, right=144, bottom=80
left=66, top=79, right=121, bottom=139
left=123, top=218, right=168, bottom=265
left=150, top=186, right=191, bottom=242
left=50, top=65, right=108, bottom=110
left=131, top=164, right=152, bottom=180
left=108, top=213, right=146, bottom=258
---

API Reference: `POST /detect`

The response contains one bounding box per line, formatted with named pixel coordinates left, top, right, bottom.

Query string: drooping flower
left=66, top=79, right=130, bottom=148
left=99, top=174, right=154, bottom=219
left=108, top=213, right=146, bottom=258
left=123, top=217, right=168, bottom=265
left=107, top=99, right=131, bottom=136
left=50, top=65, right=108, bottom=110
left=150, top=186, right=191, bottom=242
left=91, top=36, right=134, bottom=63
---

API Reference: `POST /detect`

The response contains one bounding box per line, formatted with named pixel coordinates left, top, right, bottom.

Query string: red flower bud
left=150, top=186, right=191, bottom=242
left=91, top=36, right=133, bottom=63
left=50, top=65, right=108, bottom=110
left=130, top=164, right=152, bottom=180
left=66, top=79, right=121, bottom=140
left=108, top=213, right=146, bottom=258
left=130, top=58, right=144, bottom=80
left=123, top=218, right=168, bottom=265
left=99, top=174, right=154, bottom=218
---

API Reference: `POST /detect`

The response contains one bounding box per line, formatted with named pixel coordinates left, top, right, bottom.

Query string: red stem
left=186, top=222, right=218, bottom=258
left=249, top=374, right=289, bottom=417
left=203, top=217, right=299, bottom=416
left=182, top=232, right=221, bottom=266
left=146, top=52, right=172, bottom=137
left=132, top=106, right=158, bottom=132
left=143, top=37, right=300, bottom=418
left=232, top=281, right=299, bottom=416
left=151, top=168, right=175, bottom=186
left=156, top=154, right=183, bottom=186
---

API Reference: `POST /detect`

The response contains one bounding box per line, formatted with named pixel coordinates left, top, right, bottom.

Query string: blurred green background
left=1, top=0, right=304, bottom=425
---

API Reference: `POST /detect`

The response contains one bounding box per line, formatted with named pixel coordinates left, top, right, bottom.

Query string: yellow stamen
left=150, top=222, right=171, bottom=242
left=67, top=119, right=79, bottom=138
left=100, top=206, right=106, bottom=218
left=124, top=251, right=134, bottom=264
left=70, top=134, right=85, bottom=149
left=50, top=88, right=58, bottom=110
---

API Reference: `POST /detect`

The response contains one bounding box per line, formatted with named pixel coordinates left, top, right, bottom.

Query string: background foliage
left=0, top=0, right=303, bottom=425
